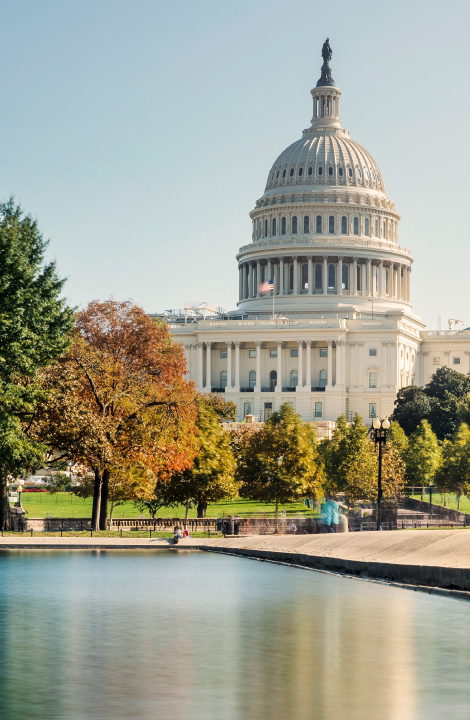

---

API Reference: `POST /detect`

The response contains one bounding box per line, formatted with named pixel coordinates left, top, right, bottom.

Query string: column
left=279, top=258, right=284, bottom=295
left=378, top=261, right=384, bottom=296
left=226, top=342, right=232, bottom=389
left=267, top=259, right=272, bottom=286
left=297, top=341, right=303, bottom=387
left=255, top=340, right=261, bottom=391
left=197, top=343, right=203, bottom=389
left=349, top=342, right=356, bottom=387
left=361, top=262, right=367, bottom=296
left=326, top=341, right=333, bottom=388
left=248, top=263, right=253, bottom=297
left=293, top=257, right=298, bottom=294
left=242, top=264, right=247, bottom=299
left=397, top=264, right=402, bottom=300
left=322, top=257, right=328, bottom=294
left=335, top=341, right=341, bottom=387
left=305, top=341, right=312, bottom=390
left=367, top=259, right=372, bottom=296
left=308, top=257, right=313, bottom=294
left=276, top=341, right=282, bottom=391
left=256, top=261, right=261, bottom=297
left=205, top=342, right=212, bottom=390
left=407, top=267, right=411, bottom=302
left=382, top=341, right=388, bottom=388
left=234, top=341, right=240, bottom=389
left=352, top=258, right=357, bottom=295
left=337, top=257, right=343, bottom=295
left=238, top=266, right=243, bottom=301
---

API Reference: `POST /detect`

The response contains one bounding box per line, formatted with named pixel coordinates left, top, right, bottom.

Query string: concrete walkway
left=1, top=530, right=469, bottom=592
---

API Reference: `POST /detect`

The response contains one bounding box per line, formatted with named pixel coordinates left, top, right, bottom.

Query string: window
left=316, top=215, right=322, bottom=233
left=319, top=369, right=327, bottom=388
left=298, top=167, right=303, bottom=176
left=320, top=348, right=327, bottom=357
left=276, top=171, right=279, bottom=179
left=249, top=370, right=256, bottom=389
left=365, top=218, right=369, bottom=236
left=282, top=169, right=286, bottom=178
left=304, top=215, right=309, bottom=233
left=328, top=263, right=336, bottom=291
left=369, top=372, right=377, bottom=388
left=315, top=402, right=322, bottom=418
left=290, top=168, right=294, bottom=177
left=328, top=166, right=333, bottom=176
left=329, top=215, right=335, bottom=233
left=353, top=217, right=359, bottom=235
left=342, top=264, right=349, bottom=290
left=348, top=167, right=353, bottom=177
left=269, top=370, right=277, bottom=390
left=357, top=264, right=362, bottom=291
left=244, top=402, right=252, bottom=417
left=220, top=371, right=227, bottom=388
left=302, top=263, right=308, bottom=289
left=290, top=369, right=298, bottom=386
left=281, top=216, right=287, bottom=235
left=272, top=218, right=277, bottom=236
left=338, top=167, right=343, bottom=177
left=433, top=357, right=440, bottom=365
left=249, top=349, right=257, bottom=358
left=308, top=167, right=313, bottom=176
left=290, top=348, right=298, bottom=358
left=369, top=403, right=377, bottom=418
left=265, top=219, right=268, bottom=237
left=270, top=349, right=277, bottom=358
left=369, top=348, right=377, bottom=357
left=315, top=263, right=322, bottom=291
left=220, top=350, right=228, bottom=358
left=292, top=216, right=298, bottom=234
left=454, top=357, right=461, bottom=365
left=318, top=167, right=323, bottom=176
left=341, top=216, right=347, bottom=234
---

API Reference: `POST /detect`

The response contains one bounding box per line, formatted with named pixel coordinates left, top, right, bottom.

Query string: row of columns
left=252, top=215, right=397, bottom=243
left=239, top=257, right=411, bottom=302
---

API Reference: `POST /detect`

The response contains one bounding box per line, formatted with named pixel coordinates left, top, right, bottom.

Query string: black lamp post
left=372, top=417, right=390, bottom=531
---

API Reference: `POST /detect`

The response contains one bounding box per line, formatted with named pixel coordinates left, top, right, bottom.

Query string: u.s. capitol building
left=157, top=42, right=470, bottom=425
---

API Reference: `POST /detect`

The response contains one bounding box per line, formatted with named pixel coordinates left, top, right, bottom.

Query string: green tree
left=202, top=393, right=237, bottom=422
left=434, top=423, right=470, bottom=510
left=165, top=400, right=237, bottom=525
left=0, top=199, right=74, bottom=530
left=236, top=404, right=323, bottom=530
left=391, top=386, right=431, bottom=436
left=404, top=420, right=441, bottom=491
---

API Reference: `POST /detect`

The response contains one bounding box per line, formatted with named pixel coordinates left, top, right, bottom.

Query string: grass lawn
left=17, top=493, right=319, bottom=519
left=409, top=493, right=470, bottom=514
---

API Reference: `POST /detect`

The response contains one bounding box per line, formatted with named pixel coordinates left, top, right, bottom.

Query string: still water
left=0, top=550, right=468, bottom=720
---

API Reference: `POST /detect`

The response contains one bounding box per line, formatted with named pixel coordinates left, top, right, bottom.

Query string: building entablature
left=236, top=237, right=412, bottom=261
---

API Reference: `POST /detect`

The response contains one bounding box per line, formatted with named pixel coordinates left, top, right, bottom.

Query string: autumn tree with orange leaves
left=34, top=300, right=198, bottom=530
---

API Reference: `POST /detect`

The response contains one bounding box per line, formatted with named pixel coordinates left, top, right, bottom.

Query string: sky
left=0, top=0, right=469, bottom=329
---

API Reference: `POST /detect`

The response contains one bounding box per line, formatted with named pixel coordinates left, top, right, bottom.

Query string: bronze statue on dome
left=321, top=38, right=332, bottom=64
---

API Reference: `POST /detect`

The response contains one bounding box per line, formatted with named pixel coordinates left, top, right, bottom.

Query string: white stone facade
left=161, top=59, right=470, bottom=424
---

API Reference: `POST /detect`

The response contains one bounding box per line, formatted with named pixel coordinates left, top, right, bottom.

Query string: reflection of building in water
left=158, top=42, right=470, bottom=425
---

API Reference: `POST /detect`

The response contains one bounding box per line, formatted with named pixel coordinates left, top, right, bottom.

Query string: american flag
left=259, top=278, right=274, bottom=293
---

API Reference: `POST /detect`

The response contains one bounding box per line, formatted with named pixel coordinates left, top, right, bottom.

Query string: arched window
left=357, top=168, right=362, bottom=178
left=341, top=216, right=347, bottom=234
left=308, top=167, right=313, bottom=176
left=298, top=167, right=303, bottom=176
left=289, top=168, right=294, bottom=177
left=364, top=217, right=369, bottom=236
left=316, top=215, right=322, bottom=233
left=302, top=263, right=308, bottom=290
left=270, top=370, right=277, bottom=391
left=383, top=223, right=387, bottom=239
left=329, top=215, right=335, bottom=233
left=264, top=219, right=268, bottom=237
left=304, top=215, right=309, bottom=233
left=348, top=167, right=353, bottom=177
left=276, top=171, right=279, bottom=179
left=282, top=169, right=286, bottom=178
left=220, top=370, right=227, bottom=389
left=338, top=167, right=343, bottom=177
left=328, top=263, right=336, bottom=292
left=318, top=167, right=323, bottom=176
left=292, top=216, right=298, bottom=234
left=357, top=264, right=362, bottom=291
left=319, top=369, right=327, bottom=388
left=281, top=217, right=287, bottom=235
left=353, top=217, right=359, bottom=235
left=272, top=218, right=277, bottom=236
left=328, top=167, right=333, bottom=176
left=290, top=369, right=298, bottom=387
left=342, top=264, right=349, bottom=291
left=315, top=263, right=322, bottom=292
left=249, top=370, right=256, bottom=389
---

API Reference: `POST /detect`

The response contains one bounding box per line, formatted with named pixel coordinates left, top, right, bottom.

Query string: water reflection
left=0, top=550, right=468, bottom=720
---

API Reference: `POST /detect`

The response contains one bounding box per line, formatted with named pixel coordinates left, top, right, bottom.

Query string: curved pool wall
left=0, top=550, right=469, bottom=720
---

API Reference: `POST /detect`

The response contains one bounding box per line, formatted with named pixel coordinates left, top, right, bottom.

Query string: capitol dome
left=235, top=43, right=412, bottom=317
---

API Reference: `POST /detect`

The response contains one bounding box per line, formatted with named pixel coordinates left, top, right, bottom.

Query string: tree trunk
left=184, top=499, right=189, bottom=530
left=197, top=501, right=207, bottom=518
left=0, top=474, right=13, bottom=532
left=457, top=494, right=461, bottom=511
left=91, top=469, right=102, bottom=531
left=99, top=469, right=110, bottom=531
left=109, top=499, right=115, bottom=529
left=275, top=497, right=279, bottom=534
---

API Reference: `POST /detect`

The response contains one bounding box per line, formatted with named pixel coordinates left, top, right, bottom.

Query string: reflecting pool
left=0, top=550, right=469, bottom=720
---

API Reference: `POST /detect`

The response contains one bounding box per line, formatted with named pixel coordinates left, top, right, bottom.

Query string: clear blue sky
left=1, top=0, right=469, bottom=329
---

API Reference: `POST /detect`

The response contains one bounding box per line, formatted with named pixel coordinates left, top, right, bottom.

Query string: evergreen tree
left=0, top=199, right=73, bottom=530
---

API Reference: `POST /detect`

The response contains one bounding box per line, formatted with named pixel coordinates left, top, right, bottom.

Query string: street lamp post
left=372, top=417, right=390, bottom=531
